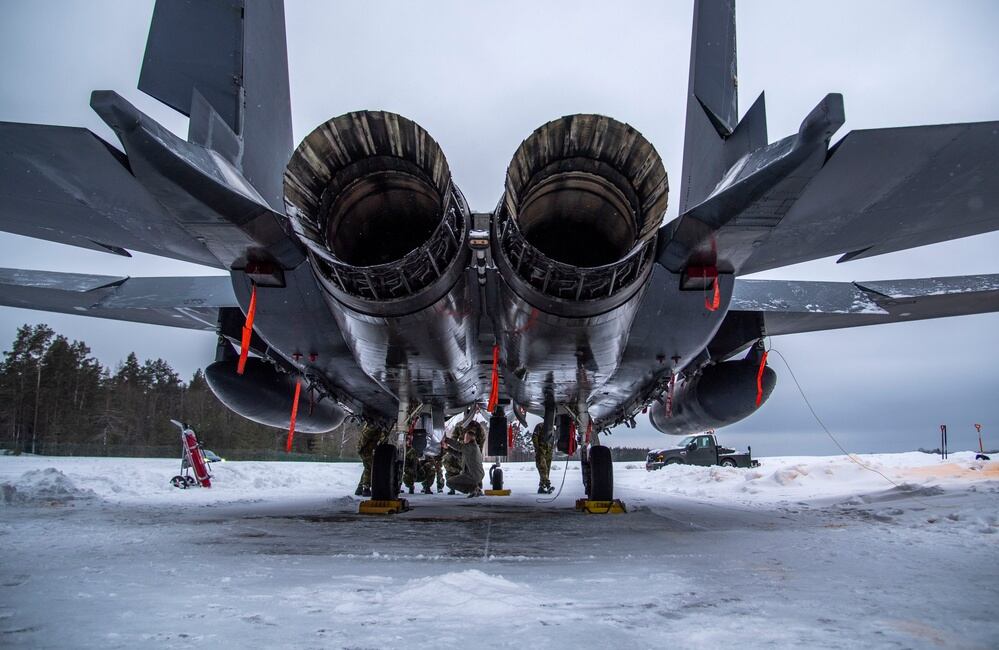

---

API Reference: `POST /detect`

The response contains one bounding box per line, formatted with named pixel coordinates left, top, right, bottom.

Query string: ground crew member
left=442, top=425, right=485, bottom=497
left=354, top=423, right=387, bottom=497
left=427, top=447, right=445, bottom=493
left=532, top=423, right=554, bottom=494
left=402, top=442, right=425, bottom=495
left=471, top=420, right=486, bottom=449
left=442, top=427, right=465, bottom=494
left=418, top=448, right=440, bottom=494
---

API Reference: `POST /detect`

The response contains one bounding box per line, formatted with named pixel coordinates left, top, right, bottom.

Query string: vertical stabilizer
left=679, top=0, right=766, bottom=215
left=138, top=0, right=292, bottom=212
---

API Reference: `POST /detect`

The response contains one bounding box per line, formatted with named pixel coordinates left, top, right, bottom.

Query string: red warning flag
left=706, top=278, right=721, bottom=311
left=487, top=345, right=500, bottom=412
left=755, top=350, right=769, bottom=407
left=237, top=284, right=258, bottom=375
left=285, top=378, right=302, bottom=453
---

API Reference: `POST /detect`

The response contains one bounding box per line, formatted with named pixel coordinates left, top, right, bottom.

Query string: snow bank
left=630, top=451, right=997, bottom=504
left=1, top=467, right=96, bottom=505
left=0, top=451, right=995, bottom=517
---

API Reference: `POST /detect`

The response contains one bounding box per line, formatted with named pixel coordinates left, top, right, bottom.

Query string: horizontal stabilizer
left=0, top=268, right=235, bottom=331
left=730, top=274, right=999, bottom=336
left=0, top=123, right=222, bottom=267
left=740, top=121, right=999, bottom=274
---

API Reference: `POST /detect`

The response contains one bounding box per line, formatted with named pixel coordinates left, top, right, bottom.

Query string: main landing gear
left=577, top=443, right=626, bottom=514
left=359, top=443, right=410, bottom=514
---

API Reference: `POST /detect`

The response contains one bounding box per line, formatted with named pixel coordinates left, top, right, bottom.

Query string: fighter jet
left=1, top=0, right=997, bottom=503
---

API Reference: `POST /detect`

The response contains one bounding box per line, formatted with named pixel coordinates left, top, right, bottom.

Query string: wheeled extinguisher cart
left=169, top=419, right=212, bottom=488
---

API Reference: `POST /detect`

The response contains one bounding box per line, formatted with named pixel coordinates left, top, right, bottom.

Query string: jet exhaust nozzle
left=494, top=114, right=668, bottom=313
left=205, top=358, right=346, bottom=433
left=284, top=111, right=469, bottom=314
left=649, top=360, right=776, bottom=436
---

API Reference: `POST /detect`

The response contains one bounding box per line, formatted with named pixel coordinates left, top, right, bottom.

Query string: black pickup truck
left=646, top=432, right=758, bottom=470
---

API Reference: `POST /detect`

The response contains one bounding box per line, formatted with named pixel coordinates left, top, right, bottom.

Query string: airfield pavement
left=1, top=452, right=997, bottom=648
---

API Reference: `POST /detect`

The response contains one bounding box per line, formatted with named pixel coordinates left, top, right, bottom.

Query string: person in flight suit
left=442, top=425, right=485, bottom=497
left=442, top=425, right=467, bottom=494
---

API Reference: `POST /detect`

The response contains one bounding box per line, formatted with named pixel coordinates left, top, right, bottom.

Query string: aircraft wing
left=738, top=121, right=999, bottom=274
left=729, top=274, right=999, bottom=336
left=0, top=123, right=223, bottom=268
left=0, top=268, right=235, bottom=331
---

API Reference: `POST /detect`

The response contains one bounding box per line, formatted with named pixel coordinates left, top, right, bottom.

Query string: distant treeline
left=0, top=324, right=649, bottom=462
left=0, top=323, right=367, bottom=459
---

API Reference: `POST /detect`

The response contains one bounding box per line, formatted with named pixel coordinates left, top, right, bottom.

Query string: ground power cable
left=768, top=344, right=939, bottom=508
left=536, top=451, right=571, bottom=503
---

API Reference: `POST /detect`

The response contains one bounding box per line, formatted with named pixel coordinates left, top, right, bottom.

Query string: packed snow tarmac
left=1, top=452, right=997, bottom=649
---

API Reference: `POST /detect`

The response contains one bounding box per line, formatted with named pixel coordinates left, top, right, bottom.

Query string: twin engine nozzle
left=284, top=111, right=470, bottom=315
left=283, top=111, right=668, bottom=313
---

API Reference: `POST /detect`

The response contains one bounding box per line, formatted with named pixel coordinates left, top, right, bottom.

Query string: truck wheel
left=371, top=443, right=397, bottom=501
left=720, top=458, right=737, bottom=468
left=665, top=457, right=682, bottom=465
left=589, top=445, right=613, bottom=501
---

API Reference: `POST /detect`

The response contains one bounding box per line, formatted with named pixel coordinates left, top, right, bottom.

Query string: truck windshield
left=677, top=436, right=696, bottom=448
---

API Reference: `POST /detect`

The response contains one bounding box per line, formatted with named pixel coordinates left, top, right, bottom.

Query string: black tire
left=588, top=445, right=613, bottom=501
left=720, top=458, right=737, bottom=468
left=371, top=443, right=397, bottom=501
left=185, top=475, right=198, bottom=486
left=170, top=476, right=187, bottom=489
left=664, top=457, right=682, bottom=465
left=580, top=448, right=591, bottom=496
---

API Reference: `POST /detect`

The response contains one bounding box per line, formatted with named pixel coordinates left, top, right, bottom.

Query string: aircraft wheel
left=370, top=443, right=397, bottom=501
left=580, top=448, right=591, bottom=496
left=588, top=445, right=613, bottom=501
left=170, top=476, right=188, bottom=489
left=185, top=475, right=198, bottom=486
left=720, top=458, right=737, bottom=468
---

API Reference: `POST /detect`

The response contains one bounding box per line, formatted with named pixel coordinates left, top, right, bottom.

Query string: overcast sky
left=1, top=0, right=997, bottom=455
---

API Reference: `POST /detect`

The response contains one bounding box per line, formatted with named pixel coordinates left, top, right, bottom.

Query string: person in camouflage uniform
left=417, top=453, right=438, bottom=494
left=402, top=444, right=426, bottom=494
left=472, top=421, right=486, bottom=449
left=427, top=448, right=445, bottom=493
left=442, top=429, right=464, bottom=495
left=531, top=423, right=554, bottom=494
left=355, top=423, right=388, bottom=496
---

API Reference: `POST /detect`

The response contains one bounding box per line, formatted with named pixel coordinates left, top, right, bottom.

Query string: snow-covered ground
left=1, top=451, right=997, bottom=648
